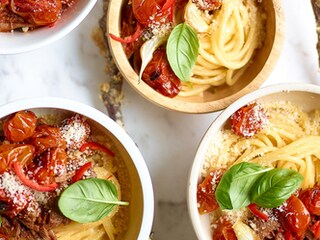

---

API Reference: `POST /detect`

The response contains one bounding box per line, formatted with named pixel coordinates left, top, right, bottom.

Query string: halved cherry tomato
left=80, top=142, right=115, bottom=157
left=132, top=0, right=170, bottom=26
left=3, top=110, right=37, bottom=142
left=0, top=144, right=35, bottom=173
left=13, top=161, right=58, bottom=192
left=28, top=147, right=67, bottom=185
left=9, top=0, right=62, bottom=26
left=300, top=186, right=320, bottom=215
left=282, top=195, right=311, bottom=238
left=248, top=203, right=269, bottom=221
left=311, top=220, right=320, bottom=239
left=29, top=125, right=66, bottom=155
left=71, top=162, right=92, bottom=183
left=212, top=218, right=237, bottom=240
left=197, top=169, right=223, bottom=214
left=142, top=48, right=181, bottom=98
left=231, top=102, right=267, bottom=137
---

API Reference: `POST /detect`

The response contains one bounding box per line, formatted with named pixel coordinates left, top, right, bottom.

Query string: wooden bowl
left=107, top=0, right=284, bottom=113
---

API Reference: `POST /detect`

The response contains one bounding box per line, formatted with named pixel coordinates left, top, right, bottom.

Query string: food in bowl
left=196, top=99, right=320, bottom=239
left=0, top=0, right=77, bottom=32
left=109, top=0, right=265, bottom=98
left=0, top=110, right=130, bottom=240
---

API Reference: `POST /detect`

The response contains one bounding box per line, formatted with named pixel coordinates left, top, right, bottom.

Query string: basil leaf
left=215, top=162, right=271, bottom=210
left=139, top=35, right=168, bottom=81
left=252, top=168, right=304, bottom=208
left=0, top=215, right=2, bottom=227
left=58, top=178, right=129, bottom=223
left=166, top=23, right=199, bottom=81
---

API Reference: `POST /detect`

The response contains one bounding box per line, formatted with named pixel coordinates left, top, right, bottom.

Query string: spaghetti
left=181, top=0, right=265, bottom=96
left=203, top=101, right=320, bottom=189
left=198, top=101, right=320, bottom=239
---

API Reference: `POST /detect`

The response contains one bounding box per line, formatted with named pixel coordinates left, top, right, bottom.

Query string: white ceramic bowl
left=0, top=0, right=96, bottom=54
left=0, top=97, right=154, bottom=240
left=188, top=83, right=320, bottom=239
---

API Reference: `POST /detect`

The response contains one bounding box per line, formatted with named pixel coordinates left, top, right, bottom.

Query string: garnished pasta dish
left=110, top=0, right=265, bottom=98
left=197, top=101, right=320, bottom=239
left=0, top=110, right=129, bottom=240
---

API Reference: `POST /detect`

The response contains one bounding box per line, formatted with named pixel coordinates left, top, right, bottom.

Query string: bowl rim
left=107, top=0, right=285, bottom=113
left=187, top=83, right=320, bottom=240
left=0, top=97, right=154, bottom=240
left=0, top=0, right=97, bottom=55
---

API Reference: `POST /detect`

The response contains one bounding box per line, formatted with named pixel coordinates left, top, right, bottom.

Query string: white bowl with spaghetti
left=107, top=0, right=284, bottom=113
left=0, top=97, right=154, bottom=240
left=0, top=0, right=96, bottom=54
left=188, top=83, right=320, bottom=239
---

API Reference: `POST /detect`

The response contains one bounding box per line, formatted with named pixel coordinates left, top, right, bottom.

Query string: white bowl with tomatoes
left=0, top=97, right=154, bottom=240
left=0, top=0, right=97, bottom=54
left=188, top=83, right=320, bottom=240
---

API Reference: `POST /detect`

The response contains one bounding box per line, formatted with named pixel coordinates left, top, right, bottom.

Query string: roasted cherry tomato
left=197, top=169, right=223, bottom=214
left=311, top=220, right=320, bottom=239
left=28, top=147, right=67, bottom=185
left=29, top=125, right=66, bottom=155
left=142, top=48, right=181, bottom=98
left=0, top=144, right=35, bottom=173
left=0, top=233, right=9, bottom=240
left=231, top=102, right=267, bottom=137
left=212, top=219, right=237, bottom=240
left=3, top=110, right=37, bottom=142
left=282, top=195, right=311, bottom=238
left=300, top=186, right=320, bottom=215
left=9, top=0, right=62, bottom=26
left=132, top=0, right=170, bottom=26
left=14, top=161, right=58, bottom=192
left=119, top=5, right=144, bottom=58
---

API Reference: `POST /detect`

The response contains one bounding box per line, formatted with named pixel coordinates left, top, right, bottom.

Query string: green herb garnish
left=215, top=162, right=304, bottom=210
left=58, top=178, right=129, bottom=223
left=166, top=23, right=199, bottom=81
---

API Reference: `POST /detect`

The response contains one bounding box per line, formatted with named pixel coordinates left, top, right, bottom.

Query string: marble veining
left=0, top=0, right=319, bottom=239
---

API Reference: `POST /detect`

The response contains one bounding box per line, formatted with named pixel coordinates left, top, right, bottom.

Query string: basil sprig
left=215, top=162, right=304, bottom=210
left=58, top=178, right=129, bottom=223
left=166, top=23, right=199, bottom=81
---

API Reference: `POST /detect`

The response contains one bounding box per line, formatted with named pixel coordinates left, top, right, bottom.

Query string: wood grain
left=107, top=0, right=285, bottom=113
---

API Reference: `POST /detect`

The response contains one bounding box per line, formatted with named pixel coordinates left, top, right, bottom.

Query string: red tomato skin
left=28, top=125, right=66, bottom=155
left=197, top=169, right=223, bottom=214
left=212, top=219, right=237, bottom=240
left=9, top=0, right=62, bottom=26
left=142, top=49, right=181, bottom=98
left=0, top=144, right=35, bottom=173
left=3, top=110, right=37, bottom=142
left=231, top=102, right=267, bottom=137
left=282, top=195, right=311, bottom=238
left=300, top=186, right=320, bottom=216
left=120, top=5, right=144, bottom=58
left=311, top=220, right=320, bottom=239
left=132, top=0, right=169, bottom=26
left=28, top=147, right=67, bottom=185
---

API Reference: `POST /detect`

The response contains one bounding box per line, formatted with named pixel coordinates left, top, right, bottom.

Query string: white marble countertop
left=0, top=0, right=319, bottom=239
